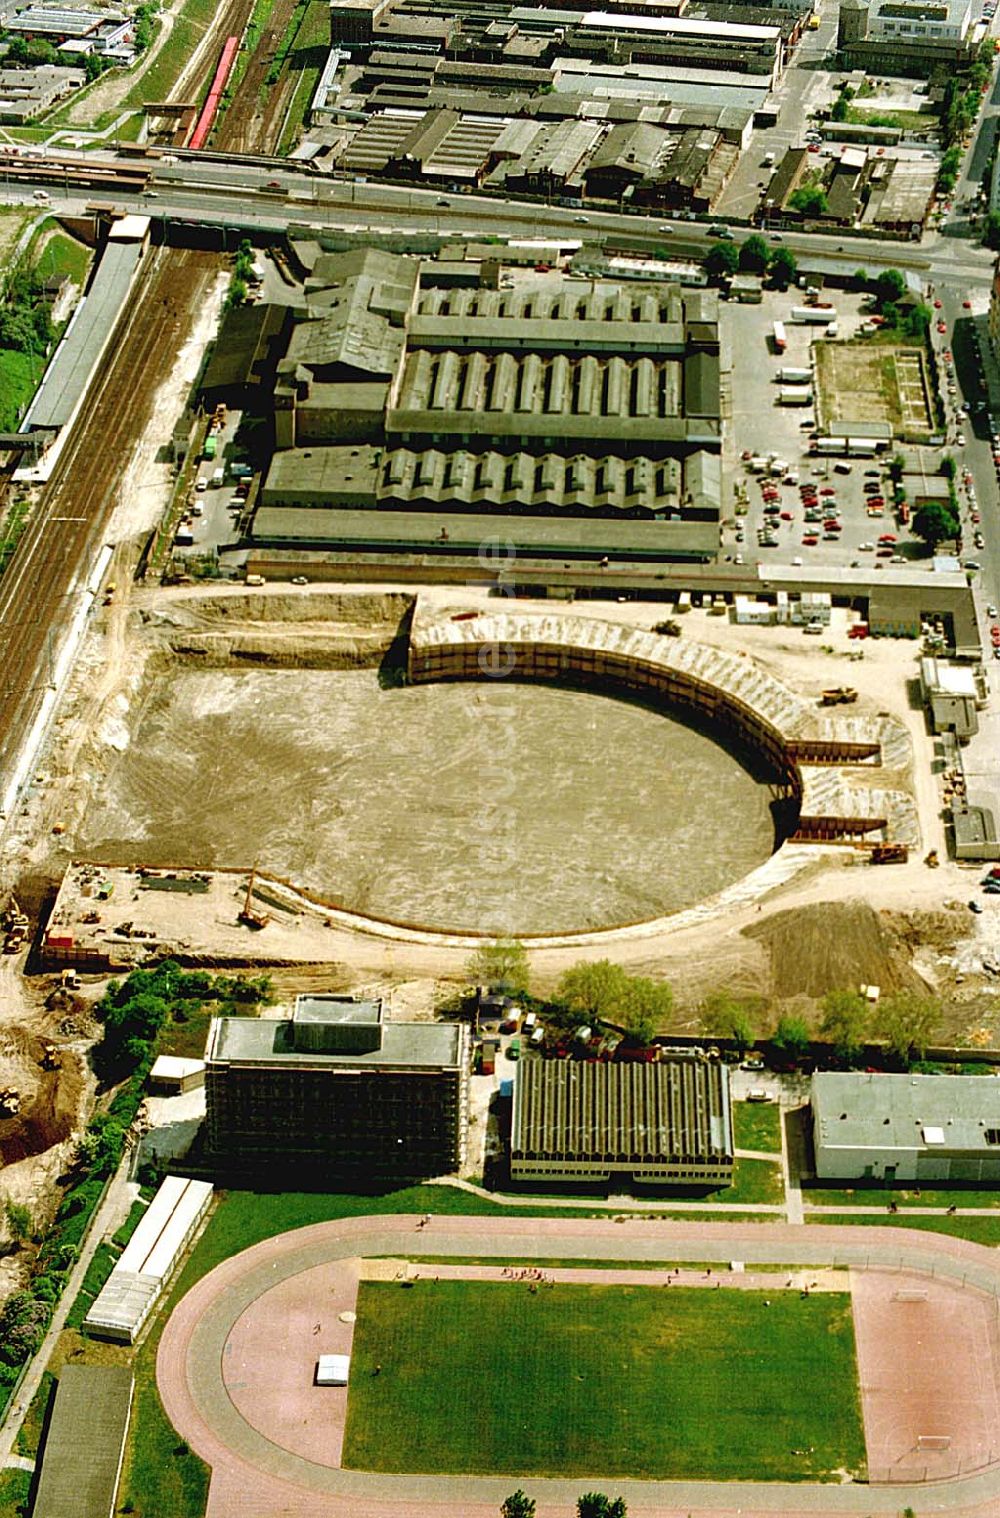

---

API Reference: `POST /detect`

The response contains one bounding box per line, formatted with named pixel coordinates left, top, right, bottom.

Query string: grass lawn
left=0, top=204, right=33, bottom=270
left=34, top=229, right=92, bottom=287
left=0, top=350, right=38, bottom=433
left=343, top=1280, right=865, bottom=1481
left=276, top=0, right=329, bottom=154
left=808, top=1211, right=1000, bottom=1245
left=733, top=1100, right=782, bottom=1154
left=805, top=1185, right=1000, bottom=1209
left=65, top=1240, right=119, bottom=1329
left=0, top=1469, right=31, bottom=1518
left=710, top=1155, right=784, bottom=1205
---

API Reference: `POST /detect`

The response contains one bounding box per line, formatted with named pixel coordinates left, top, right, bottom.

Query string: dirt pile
left=0, top=1023, right=85, bottom=1166
left=743, top=900, right=934, bottom=1001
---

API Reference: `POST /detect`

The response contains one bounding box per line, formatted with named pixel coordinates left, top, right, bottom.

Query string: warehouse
left=510, top=1057, right=733, bottom=1186
left=84, top=1175, right=213, bottom=1342
left=204, top=994, right=470, bottom=1177
left=258, top=248, right=724, bottom=555
left=812, top=1071, right=1000, bottom=1183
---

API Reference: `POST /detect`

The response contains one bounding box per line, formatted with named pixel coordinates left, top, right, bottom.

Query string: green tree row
left=705, top=237, right=797, bottom=287
left=699, top=986, right=941, bottom=1068
left=503, top=1491, right=627, bottom=1517
left=468, top=941, right=671, bottom=1047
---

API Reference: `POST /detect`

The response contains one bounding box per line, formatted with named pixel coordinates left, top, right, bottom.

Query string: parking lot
left=725, top=291, right=925, bottom=570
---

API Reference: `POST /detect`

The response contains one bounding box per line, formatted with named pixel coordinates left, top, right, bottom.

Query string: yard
left=343, top=1280, right=866, bottom=1481
left=813, top=339, right=933, bottom=439
left=733, top=1099, right=782, bottom=1154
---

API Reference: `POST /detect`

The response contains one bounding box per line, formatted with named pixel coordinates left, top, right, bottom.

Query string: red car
left=877, top=547, right=893, bottom=557
left=807, top=143, right=820, bottom=152
left=867, top=497, right=884, bottom=507
left=848, top=624, right=869, bottom=639
left=972, top=511, right=982, bottom=523
left=934, top=299, right=943, bottom=309
left=937, top=322, right=947, bottom=334
left=820, top=487, right=836, bottom=496
left=963, top=300, right=972, bottom=309
left=943, top=350, right=953, bottom=362
left=780, top=511, right=793, bottom=520
left=802, top=535, right=819, bottom=545
left=878, top=533, right=897, bottom=543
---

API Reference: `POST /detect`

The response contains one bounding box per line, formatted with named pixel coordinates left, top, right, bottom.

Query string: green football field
left=342, top=1280, right=866, bottom=1481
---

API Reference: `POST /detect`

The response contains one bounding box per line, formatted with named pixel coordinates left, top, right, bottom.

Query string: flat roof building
left=813, top=1071, right=1000, bottom=1183
left=204, top=994, right=470, bottom=1176
left=511, top=1057, right=733, bottom=1186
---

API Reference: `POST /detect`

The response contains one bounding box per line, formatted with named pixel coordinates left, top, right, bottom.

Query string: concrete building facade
left=813, top=1071, right=1000, bottom=1183
left=204, top=994, right=470, bottom=1177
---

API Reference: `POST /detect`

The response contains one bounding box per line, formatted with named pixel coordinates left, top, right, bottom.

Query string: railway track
left=213, top=0, right=302, bottom=156
left=0, top=247, right=217, bottom=814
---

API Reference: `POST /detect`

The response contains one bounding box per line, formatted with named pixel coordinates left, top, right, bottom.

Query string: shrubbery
left=0, top=960, right=269, bottom=1414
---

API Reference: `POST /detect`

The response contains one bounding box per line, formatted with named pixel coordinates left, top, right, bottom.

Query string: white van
left=211, top=467, right=225, bottom=487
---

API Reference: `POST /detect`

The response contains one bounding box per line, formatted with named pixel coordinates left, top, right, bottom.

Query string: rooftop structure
left=84, top=1176, right=213, bottom=1342
left=255, top=249, right=724, bottom=562
left=0, top=62, right=84, bottom=121
left=31, top=1365, right=133, bottom=1518
left=25, top=226, right=148, bottom=432
left=204, top=995, right=470, bottom=1176
left=812, top=1071, right=1000, bottom=1183
left=510, top=1057, right=734, bottom=1185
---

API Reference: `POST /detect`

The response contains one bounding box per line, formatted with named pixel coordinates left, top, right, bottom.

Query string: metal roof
left=512, top=1058, right=733, bottom=1163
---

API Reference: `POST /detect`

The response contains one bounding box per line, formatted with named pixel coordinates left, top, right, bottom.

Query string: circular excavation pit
left=77, top=667, right=782, bottom=937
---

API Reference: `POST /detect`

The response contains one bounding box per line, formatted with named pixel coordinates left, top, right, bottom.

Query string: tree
left=578, top=1497, right=628, bottom=1518
left=705, top=242, right=739, bottom=282
left=788, top=184, right=828, bottom=216
left=831, top=93, right=850, bottom=121
left=819, top=989, right=869, bottom=1065
left=767, top=245, right=798, bottom=288
left=912, top=500, right=960, bottom=550
left=874, top=268, right=906, bottom=306
left=700, top=992, right=757, bottom=1055
left=876, top=990, right=940, bottom=1065
left=501, top=1492, right=536, bottom=1518
left=4, top=1200, right=32, bottom=1247
left=903, top=303, right=931, bottom=339
left=738, top=233, right=769, bottom=274
left=467, top=939, right=530, bottom=997
left=558, top=960, right=670, bottom=1044
left=853, top=268, right=870, bottom=291
left=940, top=453, right=957, bottom=481
left=771, top=1013, right=810, bottom=1065
left=0, top=1291, right=49, bottom=1367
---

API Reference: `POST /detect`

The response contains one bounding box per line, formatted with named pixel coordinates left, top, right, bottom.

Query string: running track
left=158, top=1215, right=1000, bottom=1518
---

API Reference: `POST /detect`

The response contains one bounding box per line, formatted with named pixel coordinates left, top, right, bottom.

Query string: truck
left=791, top=306, right=837, bottom=324
left=820, top=687, right=858, bottom=706
left=777, top=367, right=811, bottom=384
left=778, top=387, right=814, bottom=405
left=203, top=435, right=217, bottom=460
left=772, top=320, right=787, bottom=353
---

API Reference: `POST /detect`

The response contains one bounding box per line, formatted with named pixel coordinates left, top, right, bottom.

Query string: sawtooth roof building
left=252, top=246, right=723, bottom=565
left=204, top=994, right=470, bottom=1177
left=510, top=1057, right=733, bottom=1186
left=812, top=1071, right=1000, bottom=1183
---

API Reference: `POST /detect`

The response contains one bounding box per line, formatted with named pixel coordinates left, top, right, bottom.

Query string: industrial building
left=245, top=246, right=723, bottom=565
left=204, top=994, right=470, bottom=1176
left=0, top=63, right=84, bottom=122
left=510, top=1057, right=734, bottom=1186
left=84, top=1175, right=213, bottom=1343
left=762, top=143, right=936, bottom=234
left=919, top=655, right=985, bottom=741
left=837, top=0, right=975, bottom=71
left=812, top=1071, right=1000, bottom=1183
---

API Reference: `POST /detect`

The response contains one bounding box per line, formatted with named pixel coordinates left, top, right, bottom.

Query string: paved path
left=2, top=1455, right=35, bottom=1472
left=158, top=1214, right=1000, bottom=1518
